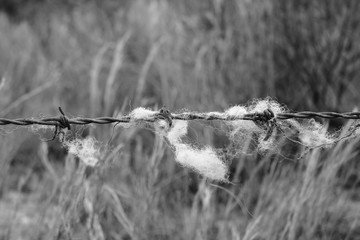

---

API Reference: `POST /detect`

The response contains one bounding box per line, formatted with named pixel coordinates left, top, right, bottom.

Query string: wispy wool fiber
left=130, top=107, right=157, bottom=120
left=224, top=98, right=284, bottom=135
left=225, top=99, right=282, bottom=150
left=117, top=107, right=158, bottom=128
left=166, top=120, right=228, bottom=181
left=289, top=119, right=335, bottom=147
left=225, top=105, right=258, bottom=134
left=224, top=99, right=336, bottom=150
left=66, top=137, right=101, bottom=166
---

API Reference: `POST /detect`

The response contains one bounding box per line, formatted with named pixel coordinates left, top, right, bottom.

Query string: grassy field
left=0, top=1, right=360, bottom=239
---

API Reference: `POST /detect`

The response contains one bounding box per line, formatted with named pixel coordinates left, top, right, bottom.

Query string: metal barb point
left=58, top=107, right=65, bottom=116
left=58, top=107, right=71, bottom=130
left=158, top=107, right=173, bottom=127
left=45, top=107, right=71, bottom=142
left=253, top=109, right=277, bottom=141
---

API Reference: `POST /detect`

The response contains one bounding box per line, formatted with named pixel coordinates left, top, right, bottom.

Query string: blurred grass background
left=0, top=0, right=360, bottom=239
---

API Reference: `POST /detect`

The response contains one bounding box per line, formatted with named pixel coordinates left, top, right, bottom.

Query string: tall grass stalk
left=104, top=32, right=131, bottom=116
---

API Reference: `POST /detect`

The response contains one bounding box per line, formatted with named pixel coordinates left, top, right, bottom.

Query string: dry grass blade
left=103, top=184, right=136, bottom=239
left=90, top=44, right=109, bottom=118
left=0, top=74, right=60, bottom=116
left=104, top=32, right=131, bottom=116
left=134, top=37, right=165, bottom=105
left=0, top=77, right=5, bottom=91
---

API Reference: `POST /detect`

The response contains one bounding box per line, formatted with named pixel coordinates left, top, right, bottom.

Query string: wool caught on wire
left=166, top=120, right=228, bottom=181
left=65, top=137, right=101, bottom=167
left=0, top=98, right=359, bottom=181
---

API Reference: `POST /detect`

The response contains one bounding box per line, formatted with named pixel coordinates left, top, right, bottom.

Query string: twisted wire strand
left=0, top=109, right=360, bottom=129
left=277, top=112, right=360, bottom=120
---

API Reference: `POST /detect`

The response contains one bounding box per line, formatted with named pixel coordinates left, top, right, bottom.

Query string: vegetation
left=0, top=0, right=359, bottom=239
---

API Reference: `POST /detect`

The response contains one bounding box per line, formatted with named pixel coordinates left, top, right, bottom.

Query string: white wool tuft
left=166, top=120, right=228, bottom=181
left=285, top=119, right=335, bottom=147
left=258, top=133, right=276, bottom=151
left=226, top=105, right=259, bottom=133
left=222, top=99, right=341, bottom=151
left=222, top=99, right=343, bottom=151
left=207, top=111, right=224, bottom=118
left=298, top=120, right=334, bottom=147
left=167, top=120, right=188, bottom=144
left=130, top=107, right=156, bottom=120
left=226, top=105, right=247, bottom=118
left=249, top=99, right=284, bottom=115
left=175, top=144, right=228, bottom=181
left=155, top=119, right=170, bottom=135
left=66, top=137, right=100, bottom=167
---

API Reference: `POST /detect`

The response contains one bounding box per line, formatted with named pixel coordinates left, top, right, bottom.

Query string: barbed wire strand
left=1, top=107, right=360, bottom=126
left=1, top=107, right=360, bottom=141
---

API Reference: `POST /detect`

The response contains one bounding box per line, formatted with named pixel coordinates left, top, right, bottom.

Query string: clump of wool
left=130, top=107, right=156, bottom=120
left=155, top=119, right=171, bottom=135
left=289, top=119, right=335, bottom=147
left=225, top=99, right=336, bottom=150
left=115, top=107, right=158, bottom=128
left=65, top=137, right=101, bottom=167
left=225, top=99, right=283, bottom=150
left=225, top=105, right=258, bottom=134
left=166, top=120, right=228, bottom=181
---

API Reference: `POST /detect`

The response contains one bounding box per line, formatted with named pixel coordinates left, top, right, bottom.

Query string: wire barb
left=157, top=107, right=173, bottom=127
left=46, top=107, right=71, bottom=142
left=58, top=107, right=71, bottom=130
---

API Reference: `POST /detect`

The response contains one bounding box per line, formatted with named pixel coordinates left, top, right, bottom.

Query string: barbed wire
left=1, top=107, right=360, bottom=127
left=1, top=107, right=360, bottom=140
